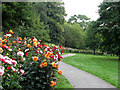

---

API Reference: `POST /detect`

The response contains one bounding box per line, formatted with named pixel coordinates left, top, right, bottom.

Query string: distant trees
left=62, top=14, right=90, bottom=49
left=85, top=21, right=101, bottom=55
left=68, top=14, right=90, bottom=30
left=62, top=23, right=85, bottom=49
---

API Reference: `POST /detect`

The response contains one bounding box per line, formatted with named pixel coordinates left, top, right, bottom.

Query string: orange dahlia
left=43, top=59, right=46, bottom=62
left=19, top=37, right=22, bottom=41
left=4, top=39, right=7, bottom=43
left=12, top=41, right=16, bottom=43
left=24, top=37, right=27, bottom=40
left=39, top=63, right=44, bottom=68
left=33, top=42, right=38, bottom=46
left=27, top=44, right=32, bottom=48
left=56, top=64, right=59, bottom=69
left=58, top=70, right=62, bottom=75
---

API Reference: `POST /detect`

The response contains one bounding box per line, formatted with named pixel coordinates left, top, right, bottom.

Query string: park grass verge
left=55, top=73, right=73, bottom=89
left=62, top=53, right=118, bottom=88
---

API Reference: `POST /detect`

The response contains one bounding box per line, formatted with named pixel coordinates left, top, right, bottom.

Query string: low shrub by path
left=62, top=53, right=118, bottom=88
left=0, top=30, right=66, bottom=89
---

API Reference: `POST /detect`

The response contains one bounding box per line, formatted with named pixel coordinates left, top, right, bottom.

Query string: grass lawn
left=62, top=53, right=118, bottom=88
left=55, top=73, right=73, bottom=89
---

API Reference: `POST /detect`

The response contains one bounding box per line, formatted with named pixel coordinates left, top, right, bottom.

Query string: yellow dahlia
left=33, top=56, right=38, bottom=61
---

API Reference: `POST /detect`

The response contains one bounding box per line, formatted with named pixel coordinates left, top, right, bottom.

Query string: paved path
left=59, top=54, right=117, bottom=88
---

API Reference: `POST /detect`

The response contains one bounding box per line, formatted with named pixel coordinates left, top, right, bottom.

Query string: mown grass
left=55, top=73, right=73, bottom=89
left=62, top=53, right=118, bottom=88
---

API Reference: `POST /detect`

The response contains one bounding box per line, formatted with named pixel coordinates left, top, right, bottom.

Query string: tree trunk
left=119, top=54, right=120, bottom=60
left=118, top=48, right=120, bottom=60
left=102, top=50, right=104, bottom=55
left=113, top=53, right=115, bottom=56
left=93, top=49, right=95, bottom=55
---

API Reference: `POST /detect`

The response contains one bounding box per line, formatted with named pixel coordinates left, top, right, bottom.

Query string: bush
left=62, top=47, right=103, bottom=55
left=0, top=30, right=25, bottom=89
left=0, top=30, right=64, bottom=89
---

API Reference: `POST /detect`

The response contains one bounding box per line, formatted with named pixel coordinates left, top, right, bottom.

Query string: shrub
left=21, top=38, right=64, bottom=89
left=0, top=30, right=64, bottom=89
left=0, top=30, right=25, bottom=89
left=62, top=47, right=103, bottom=55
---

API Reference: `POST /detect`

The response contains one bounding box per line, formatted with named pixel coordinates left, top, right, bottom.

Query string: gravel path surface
left=59, top=54, right=117, bottom=89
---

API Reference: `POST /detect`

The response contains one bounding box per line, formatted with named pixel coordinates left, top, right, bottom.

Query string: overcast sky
left=62, top=0, right=103, bottom=21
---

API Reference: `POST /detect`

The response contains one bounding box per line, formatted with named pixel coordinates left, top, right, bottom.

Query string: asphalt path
left=59, top=54, right=117, bottom=89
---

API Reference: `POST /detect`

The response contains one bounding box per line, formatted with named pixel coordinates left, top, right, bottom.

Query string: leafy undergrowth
left=62, top=53, right=118, bottom=88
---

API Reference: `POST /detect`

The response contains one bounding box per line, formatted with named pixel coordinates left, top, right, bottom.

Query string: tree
left=63, top=23, right=85, bottom=49
left=46, top=2, right=66, bottom=44
left=2, top=2, right=67, bottom=43
left=2, top=2, right=32, bottom=32
left=68, top=14, right=90, bottom=30
left=85, top=21, right=101, bottom=55
left=97, top=2, right=120, bottom=59
left=33, top=2, right=66, bottom=44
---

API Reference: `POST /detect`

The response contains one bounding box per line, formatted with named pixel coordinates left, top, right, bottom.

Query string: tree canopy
left=85, top=21, right=101, bottom=55
left=68, top=14, right=90, bottom=30
left=62, top=23, right=85, bottom=49
left=96, top=2, right=120, bottom=59
left=2, top=2, right=66, bottom=44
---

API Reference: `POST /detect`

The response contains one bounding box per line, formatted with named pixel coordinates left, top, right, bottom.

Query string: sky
left=62, top=0, right=103, bottom=21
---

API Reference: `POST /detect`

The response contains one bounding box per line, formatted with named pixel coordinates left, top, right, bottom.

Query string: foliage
left=2, top=2, right=32, bottom=32
left=62, top=47, right=103, bottom=55
left=0, top=30, right=64, bottom=89
left=62, top=23, right=85, bottom=49
left=68, top=14, right=90, bottom=30
left=0, top=30, right=25, bottom=89
left=2, top=2, right=66, bottom=44
left=46, top=2, right=66, bottom=44
left=85, top=21, right=102, bottom=55
left=96, top=2, right=120, bottom=59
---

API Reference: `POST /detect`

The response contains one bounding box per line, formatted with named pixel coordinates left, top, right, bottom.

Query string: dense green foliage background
left=2, top=2, right=120, bottom=59
left=2, top=2, right=66, bottom=43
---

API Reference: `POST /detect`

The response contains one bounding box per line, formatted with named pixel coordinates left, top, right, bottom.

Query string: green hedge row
left=63, top=48, right=103, bottom=55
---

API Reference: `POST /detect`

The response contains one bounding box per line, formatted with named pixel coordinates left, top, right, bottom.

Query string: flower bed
left=0, top=30, right=64, bottom=89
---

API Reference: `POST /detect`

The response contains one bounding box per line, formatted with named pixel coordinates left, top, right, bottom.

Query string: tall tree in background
left=34, top=2, right=49, bottom=30
left=46, top=2, right=66, bottom=44
left=63, top=23, right=85, bottom=49
left=34, top=2, right=66, bottom=44
left=97, top=2, right=120, bottom=59
left=85, top=21, right=101, bottom=55
left=68, top=14, right=90, bottom=30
